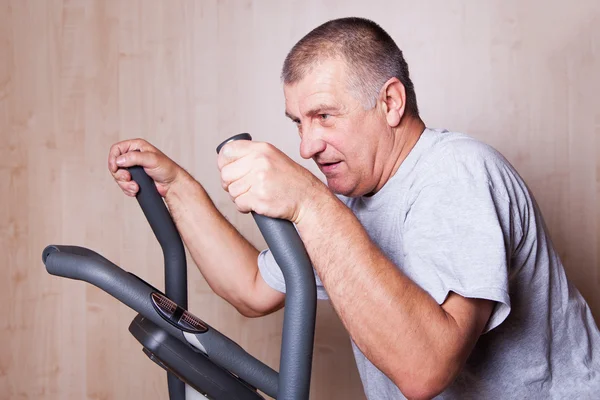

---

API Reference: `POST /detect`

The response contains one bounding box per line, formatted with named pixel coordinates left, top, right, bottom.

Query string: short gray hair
left=281, top=17, right=419, bottom=116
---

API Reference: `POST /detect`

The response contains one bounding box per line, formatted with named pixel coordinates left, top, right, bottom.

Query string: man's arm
left=165, top=172, right=285, bottom=317
left=296, top=191, right=494, bottom=399
left=215, top=139, right=498, bottom=397
left=108, top=138, right=284, bottom=317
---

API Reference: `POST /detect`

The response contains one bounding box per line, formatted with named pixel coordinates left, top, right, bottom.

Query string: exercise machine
left=42, top=134, right=317, bottom=399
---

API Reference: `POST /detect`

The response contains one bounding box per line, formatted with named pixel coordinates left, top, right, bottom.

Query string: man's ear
left=378, top=77, right=407, bottom=128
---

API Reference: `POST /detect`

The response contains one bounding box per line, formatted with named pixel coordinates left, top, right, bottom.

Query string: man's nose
left=299, top=128, right=327, bottom=160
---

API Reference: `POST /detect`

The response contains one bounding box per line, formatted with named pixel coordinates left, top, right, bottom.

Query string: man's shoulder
left=419, top=128, right=515, bottom=184
left=423, top=129, right=506, bottom=165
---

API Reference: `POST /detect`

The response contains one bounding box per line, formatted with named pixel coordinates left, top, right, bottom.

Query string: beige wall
left=0, top=0, right=598, bottom=399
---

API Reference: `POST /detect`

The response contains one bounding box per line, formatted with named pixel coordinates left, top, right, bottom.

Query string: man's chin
left=326, top=178, right=355, bottom=197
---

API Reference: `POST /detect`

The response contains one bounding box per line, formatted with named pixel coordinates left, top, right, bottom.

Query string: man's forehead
left=284, top=87, right=338, bottom=118
left=284, top=65, right=347, bottom=116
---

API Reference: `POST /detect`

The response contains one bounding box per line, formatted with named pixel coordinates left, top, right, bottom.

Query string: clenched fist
left=218, top=140, right=328, bottom=224
left=108, top=138, right=184, bottom=197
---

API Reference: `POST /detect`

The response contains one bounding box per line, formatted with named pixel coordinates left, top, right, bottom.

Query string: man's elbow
left=397, top=380, right=445, bottom=400
left=215, top=271, right=284, bottom=318
left=210, top=286, right=272, bottom=318
left=392, top=361, right=460, bottom=400
left=235, top=302, right=272, bottom=318
left=233, top=290, right=284, bottom=318
left=231, top=303, right=257, bottom=318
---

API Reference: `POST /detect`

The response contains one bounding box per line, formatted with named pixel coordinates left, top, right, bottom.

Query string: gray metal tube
left=128, top=166, right=189, bottom=400
left=253, top=215, right=316, bottom=400
left=42, top=244, right=280, bottom=397
left=217, top=134, right=317, bottom=400
left=128, top=166, right=188, bottom=309
left=43, top=245, right=186, bottom=340
left=196, top=329, right=279, bottom=398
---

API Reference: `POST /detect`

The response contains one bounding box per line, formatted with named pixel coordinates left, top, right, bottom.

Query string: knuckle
left=221, top=143, right=233, bottom=159
left=256, top=169, right=268, bottom=183
left=254, top=156, right=270, bottom=173
left=259, top=142, right=273, bottom=153
left=140, top=153, right=152, bottom=168
left=220, top=165, right=229, bottom=182
left=227, top=182, right=237, bottom=197
left=234, top=198, right=245, bottom=212
left=110, top=141, right=123, bottom=151
left=254, top=203, right=268, bottom=216
left=256, top=183, right=268, bottom=200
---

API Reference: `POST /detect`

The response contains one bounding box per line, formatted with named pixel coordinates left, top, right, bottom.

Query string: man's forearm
left=296, top=191, right=465, bottom=397
left=164, top=171, right=262, bottom=314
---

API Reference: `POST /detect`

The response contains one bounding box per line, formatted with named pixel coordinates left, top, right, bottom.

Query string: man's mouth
left=319, top=161, right=342, bottom=173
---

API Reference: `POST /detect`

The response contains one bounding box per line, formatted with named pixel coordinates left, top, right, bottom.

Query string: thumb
left=116, top=150, right=158, bottom=170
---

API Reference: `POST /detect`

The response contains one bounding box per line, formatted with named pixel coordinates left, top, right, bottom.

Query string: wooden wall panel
left=0, top=1, right=597, bottom=399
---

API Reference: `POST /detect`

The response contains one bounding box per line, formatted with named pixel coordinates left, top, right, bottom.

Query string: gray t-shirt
left=258, top=128, right=600, bottom=399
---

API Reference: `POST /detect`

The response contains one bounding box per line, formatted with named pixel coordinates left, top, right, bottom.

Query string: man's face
left=284, top=59, right=388, bottom=197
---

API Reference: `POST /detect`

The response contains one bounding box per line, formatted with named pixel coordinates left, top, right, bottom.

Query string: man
left=108, top=17, right=600, bottom=399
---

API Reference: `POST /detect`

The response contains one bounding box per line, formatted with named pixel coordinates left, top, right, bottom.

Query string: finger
left=113, top=169, right=131, bottom=183
left=118, top=180, right=139, bottom=196
left=220, top=154, right=257, bottom=188
left=108, top=138, right=154, bottom=173
left=226, top=175, right=252, bottom=199
left=217, top=140, right=258, bottom=171
left=115, top=149, right=159, bottom=170
left=231, top=191, right=253, bottom=214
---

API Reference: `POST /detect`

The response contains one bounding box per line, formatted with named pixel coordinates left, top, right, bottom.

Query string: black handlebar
left=216, top=134, right=316, bottom=400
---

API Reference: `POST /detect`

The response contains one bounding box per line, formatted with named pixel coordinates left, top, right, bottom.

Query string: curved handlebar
left=128, top=166, right=188, bottom=309
left=43, top=245, right=186, bottom=339
left=42, top=244, right=279, bottom=397
left=43, top=135, right=316, bottom=400
left=217, top=133, right=317, bottom=400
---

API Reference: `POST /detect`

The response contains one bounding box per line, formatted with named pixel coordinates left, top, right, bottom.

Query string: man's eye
left=319, top=114, right=330, bottom=120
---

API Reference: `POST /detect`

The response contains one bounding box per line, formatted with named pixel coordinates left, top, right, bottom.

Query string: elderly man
left=109, top=17, right=600, bottom=399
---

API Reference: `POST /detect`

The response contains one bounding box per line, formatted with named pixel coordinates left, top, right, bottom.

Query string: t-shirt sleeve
left=403, top=177, right=512, bottom=333
left=257, top=248, right=330, bottom=300
left=257, top=248, right=286, bottom=294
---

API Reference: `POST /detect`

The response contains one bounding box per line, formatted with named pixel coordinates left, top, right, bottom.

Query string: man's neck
left=368, top=116, right=426, bottom=196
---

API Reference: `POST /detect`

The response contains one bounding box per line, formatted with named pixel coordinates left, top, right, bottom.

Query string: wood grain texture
left=0, top=1, right=597, bottom=399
